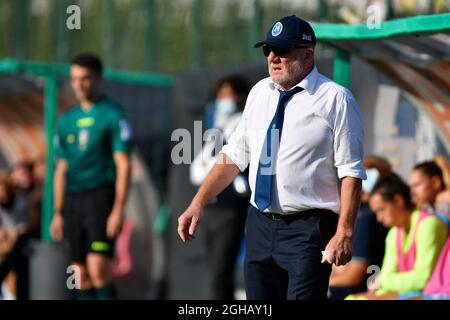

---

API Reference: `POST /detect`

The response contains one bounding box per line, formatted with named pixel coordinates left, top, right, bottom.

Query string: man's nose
left=268, top=51, right=281, bottom=63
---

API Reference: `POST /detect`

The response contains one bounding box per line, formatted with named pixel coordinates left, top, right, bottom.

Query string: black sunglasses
left=262, top=45, right=310, bottom=57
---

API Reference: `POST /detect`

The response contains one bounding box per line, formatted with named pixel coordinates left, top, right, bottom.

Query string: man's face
left=267, top=47, right=312, bottom=89
left=70, top=65, right=102, bottom=101
left=409, top=169, right=441, bottom=209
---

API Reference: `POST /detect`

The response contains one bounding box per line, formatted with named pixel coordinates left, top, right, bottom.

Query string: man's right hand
left=177, top=202, right=204, bottom=242
left=178, top=154, right=240, bottom=242
left=50, top=213, right=64, bottom=242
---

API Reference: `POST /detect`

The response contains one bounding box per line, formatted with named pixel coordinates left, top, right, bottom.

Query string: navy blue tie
left=254, top=86, right=303, bottom=211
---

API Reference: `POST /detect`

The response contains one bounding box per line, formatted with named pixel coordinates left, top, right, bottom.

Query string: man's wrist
left=335, top=226, right=354, bottom=239
left=190, top=198, right=205, bottom=210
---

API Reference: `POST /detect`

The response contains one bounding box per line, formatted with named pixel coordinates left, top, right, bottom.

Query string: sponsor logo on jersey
left=76, top=117, right=95, bottom=128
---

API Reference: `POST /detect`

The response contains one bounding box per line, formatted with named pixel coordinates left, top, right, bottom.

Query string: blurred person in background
left=435, top=190, right=450, bottom=226
left=9, top=161, right=34, bottom=230
left=374, top=156, right=450, bottom=299
left=1, top=157, right=46, bottom=298
left=421, top=188, right=450, bottom=300
left=0, top=170, right=30, bottom=300
left=28, top=157, right=46, bottom=239
left=0, top=170, right=28, bottom=234
left=328, top=156, right=390, bottom=299
left=190, top=75, right=250, bottom=299
left=50, top=53, right=132, bottom=300
left=409, top=160, right=446, bottom=213
left=434, top=156, right=450, bottom=188
left=0, top=170, right=18, bottom=300
left=417, top=157, right=450, bottom=300
left=348, top=174, right=447, bottom=299
left=433, top=156, right=450, bottom=225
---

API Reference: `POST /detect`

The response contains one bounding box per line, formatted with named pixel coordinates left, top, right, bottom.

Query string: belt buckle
left=271, top=212, right=281, bottom=221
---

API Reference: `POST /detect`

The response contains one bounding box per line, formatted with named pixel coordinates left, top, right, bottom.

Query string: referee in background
left=50, top=53, right=132, bottom=300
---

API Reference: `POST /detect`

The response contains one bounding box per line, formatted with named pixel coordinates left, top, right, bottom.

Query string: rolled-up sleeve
left=220, top=111, right=250, bottom=172
left=332, top=90, right=366, bottom=180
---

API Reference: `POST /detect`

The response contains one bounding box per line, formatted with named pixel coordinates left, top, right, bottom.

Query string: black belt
left=258, top=208, right=335, bottom=221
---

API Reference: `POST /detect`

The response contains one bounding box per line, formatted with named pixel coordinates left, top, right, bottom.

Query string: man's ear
left=305, top=47, right=314, bottom=60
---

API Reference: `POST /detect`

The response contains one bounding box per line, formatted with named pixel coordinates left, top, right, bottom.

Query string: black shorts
left=63, top=185, right=116, bottom=263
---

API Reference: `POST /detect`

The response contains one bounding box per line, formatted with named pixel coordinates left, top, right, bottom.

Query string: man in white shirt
left=178, top=15, right=366, bottom=300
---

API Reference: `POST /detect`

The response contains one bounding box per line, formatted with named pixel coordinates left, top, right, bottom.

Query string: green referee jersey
left=55, top=95, right=132, bottom=192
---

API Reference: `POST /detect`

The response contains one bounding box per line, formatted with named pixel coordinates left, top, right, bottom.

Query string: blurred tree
left=158, top=0, right=190, bottom=73
left=13, top=0, right=28, bottom=60
left=27, top=0, right=53, bottom=62
left=56, top=0, right=71, bottom=63
left=144, top=0, right=158, bottom=71
left=102, top=0, right=115, bottom=67
left=0, top=0, right=13, bottom=59
left=2, top=0, right=446, bottom=73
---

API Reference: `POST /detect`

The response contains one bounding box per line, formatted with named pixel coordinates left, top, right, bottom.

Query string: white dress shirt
left=220, top=66, right=366, bottom=214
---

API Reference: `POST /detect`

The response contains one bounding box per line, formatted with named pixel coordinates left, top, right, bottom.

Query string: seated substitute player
left=50, top=53, right=132, bottom=300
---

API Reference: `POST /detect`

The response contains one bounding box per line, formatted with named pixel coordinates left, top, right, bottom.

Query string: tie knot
left=278, top=86, right=303, bottom=99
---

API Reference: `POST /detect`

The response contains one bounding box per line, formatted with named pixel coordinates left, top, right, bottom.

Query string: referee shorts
left=63, top=185, right=116, bottom=263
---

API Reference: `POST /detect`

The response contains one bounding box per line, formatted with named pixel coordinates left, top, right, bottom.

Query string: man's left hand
left=321, top=232, right=352, bottom=266
left=106, top=208, right=123, bottom=239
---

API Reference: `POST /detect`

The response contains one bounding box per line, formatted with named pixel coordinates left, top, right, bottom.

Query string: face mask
left=362, top=168, right=380, bottom=193
left=214, top=99, right=237, bottom=129
left=215, top=99, right=237, bottom=116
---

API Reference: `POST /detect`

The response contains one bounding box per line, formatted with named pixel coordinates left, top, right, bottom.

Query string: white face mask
left=215, top=99, right=237, bottom=116
left=214, top=99, right=237, bottom=129
left=362, top=168, right=380, bottom=193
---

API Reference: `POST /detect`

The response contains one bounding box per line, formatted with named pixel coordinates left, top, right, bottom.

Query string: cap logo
left=302, top=33, right=312, bottom=41
left=271, top=22, right=283, bottom=37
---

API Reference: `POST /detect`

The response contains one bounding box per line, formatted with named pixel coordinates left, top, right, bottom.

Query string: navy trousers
left=245, top=205, right=338, bottom=300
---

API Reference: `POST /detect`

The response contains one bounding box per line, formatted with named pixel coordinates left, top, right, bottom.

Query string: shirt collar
left=78, top=94, right=106, bottom=113
left=268, top=65, right=318, bottom=94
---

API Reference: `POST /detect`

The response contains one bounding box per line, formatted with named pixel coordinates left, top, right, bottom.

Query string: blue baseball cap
left=254, top=15, right=316, bottom=49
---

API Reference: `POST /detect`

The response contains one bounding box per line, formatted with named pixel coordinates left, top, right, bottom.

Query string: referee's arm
left=50, top=159, right=68, bottom=242
left=106, top=152, right=131, bottom=239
